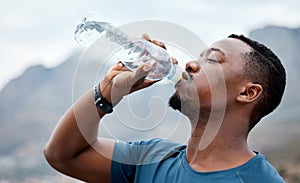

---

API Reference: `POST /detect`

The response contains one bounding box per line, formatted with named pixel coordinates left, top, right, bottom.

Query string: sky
left=1, top=0, right=300, bottom=90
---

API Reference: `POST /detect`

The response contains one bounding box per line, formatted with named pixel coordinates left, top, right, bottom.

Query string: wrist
left=93, top=84, right=113, bottom=114
left=99, top=82, right=112, bottom=104
left=100, top=80, right=124, bottom=106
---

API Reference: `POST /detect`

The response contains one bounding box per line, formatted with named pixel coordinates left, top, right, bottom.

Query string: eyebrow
left=210, top=48, right=225, bottom=56
left=200, top=47, right=226, bottom=57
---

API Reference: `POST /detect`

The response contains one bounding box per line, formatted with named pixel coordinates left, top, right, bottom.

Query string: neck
left=185, top=109, right=255, bottom=172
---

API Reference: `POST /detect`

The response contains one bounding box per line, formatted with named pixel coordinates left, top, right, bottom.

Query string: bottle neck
left=165, top=65, right=183, bottom=85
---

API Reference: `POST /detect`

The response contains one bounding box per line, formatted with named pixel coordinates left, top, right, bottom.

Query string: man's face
left=169, top=38, right=252, bottom=117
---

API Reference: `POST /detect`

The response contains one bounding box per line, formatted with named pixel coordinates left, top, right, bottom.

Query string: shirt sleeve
left=111, top=158, right=136, bottom=183
left=110, top=138, right=185, bottom=183
left=110, top=140, right=137, bottom=183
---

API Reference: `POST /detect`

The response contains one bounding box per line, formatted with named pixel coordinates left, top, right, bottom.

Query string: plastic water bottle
left=74, top=15, right=183, bottom=83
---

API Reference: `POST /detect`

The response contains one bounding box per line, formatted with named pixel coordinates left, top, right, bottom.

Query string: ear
left=236, top=83, right=263, bottom=103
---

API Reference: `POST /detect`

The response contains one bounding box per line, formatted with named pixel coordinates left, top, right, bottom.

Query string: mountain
left=0, top=51, right=81, bottom=181
left=1, top=25, right=300, bottom=182
left=0, top=52, right=78, bottom=152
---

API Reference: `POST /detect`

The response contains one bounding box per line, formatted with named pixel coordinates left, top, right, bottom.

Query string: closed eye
left=207, top=58, right=219, bottom=63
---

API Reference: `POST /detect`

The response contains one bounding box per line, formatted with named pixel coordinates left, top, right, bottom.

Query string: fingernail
left=118, top=62, right=124, bottom=67
left=143, top=65, right=152, bottom=72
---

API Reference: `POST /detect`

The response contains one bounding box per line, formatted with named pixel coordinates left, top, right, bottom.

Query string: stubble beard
left=168, top=91, right=181, bottom=111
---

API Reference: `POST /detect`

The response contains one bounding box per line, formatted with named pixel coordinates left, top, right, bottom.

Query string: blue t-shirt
left=111, top=138, right=285, bottom=183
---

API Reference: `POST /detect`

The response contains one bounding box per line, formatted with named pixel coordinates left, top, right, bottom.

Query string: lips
left=182, top=71, right=191, bottom=80
left=182, top=72, right=188, bottom=80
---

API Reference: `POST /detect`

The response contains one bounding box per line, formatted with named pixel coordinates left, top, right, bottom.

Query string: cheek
left=188, top=77, right=211, bottom=107
left=224, top=76, right=244, bottom=103
left=195, top=70, right=228, bottom=108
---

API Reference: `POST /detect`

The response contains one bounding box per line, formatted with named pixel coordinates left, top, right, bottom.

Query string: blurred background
left=1, top=0, right=300, bottom=182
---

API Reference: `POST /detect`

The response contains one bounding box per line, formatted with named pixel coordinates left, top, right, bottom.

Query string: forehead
left=206, top=38, right=253, bottom=76
left=209, top=38, right=252, bottom=59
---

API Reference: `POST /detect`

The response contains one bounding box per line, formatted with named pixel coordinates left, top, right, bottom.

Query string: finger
left=172, top=57, right=178, bottom=65
left=116, top=61, right=131, bottom=71
left=152, top=40, right=166, bottom=50
left=132, top=63, right=152, bottom=80
left=103, top=70, right=124, bottom=83
left=108, top=61, right=130, bottom=73
left=142, top=33, right=151, bottom=42
left=142, top=79, right=159, bottom=87
left=117, top=61, right=124, bottom=68
left=131, top=76, right=159, bottom=92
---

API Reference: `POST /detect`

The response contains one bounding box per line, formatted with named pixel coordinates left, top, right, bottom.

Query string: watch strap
left=94, top=85, right=113, bottom=114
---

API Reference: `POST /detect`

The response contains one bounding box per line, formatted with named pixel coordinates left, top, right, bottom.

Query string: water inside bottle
left=74, top=18, right=130, bottom=46
left=74, top=17, right=182, bottom=82
left=116, top=39, right=173, bottom=80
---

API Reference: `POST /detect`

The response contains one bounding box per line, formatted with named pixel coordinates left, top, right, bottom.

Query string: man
left=44, top=34, right=286, bottom=182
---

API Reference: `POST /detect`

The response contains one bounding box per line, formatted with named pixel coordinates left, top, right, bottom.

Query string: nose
left=185, top=61, right=200, bottom=73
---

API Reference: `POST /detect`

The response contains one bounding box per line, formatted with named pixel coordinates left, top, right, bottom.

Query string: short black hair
left=228, top=34, right=286, bottom=130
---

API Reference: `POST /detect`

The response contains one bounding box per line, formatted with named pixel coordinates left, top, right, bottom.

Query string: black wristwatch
left=93, top=84, right=113, bottom=114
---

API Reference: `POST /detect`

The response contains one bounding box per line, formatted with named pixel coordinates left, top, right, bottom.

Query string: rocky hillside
left=1, top=25, right=300, bottom=182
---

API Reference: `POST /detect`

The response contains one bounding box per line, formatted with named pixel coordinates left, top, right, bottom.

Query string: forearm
left=44, top=88, right=104, bottom=164
left=44, top=61, right=154, bottom=175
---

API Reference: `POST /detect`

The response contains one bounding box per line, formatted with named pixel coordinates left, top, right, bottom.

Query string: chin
left=168, top=91, right=181, bottom=111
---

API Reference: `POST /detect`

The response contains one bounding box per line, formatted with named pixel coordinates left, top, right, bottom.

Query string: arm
left=43, top=62, right=154, bottom=183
